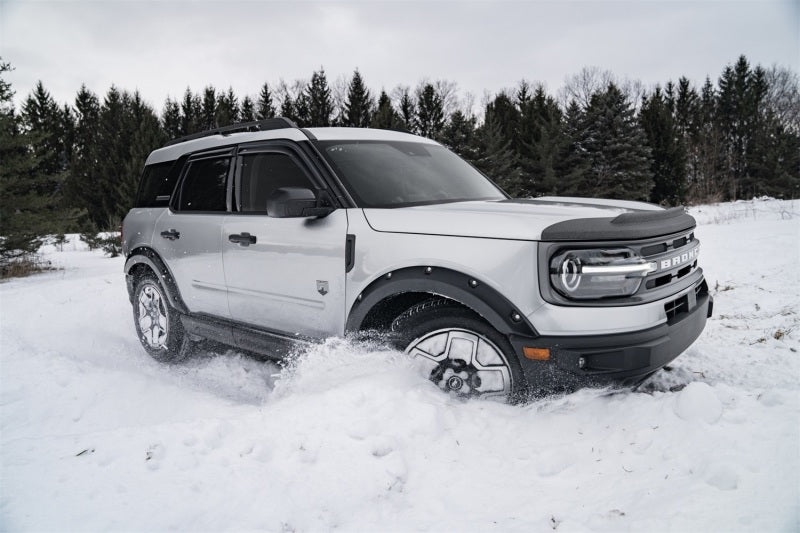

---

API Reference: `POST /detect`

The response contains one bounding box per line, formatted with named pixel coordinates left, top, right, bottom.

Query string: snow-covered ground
left=1, top=199, right=798, bottom=532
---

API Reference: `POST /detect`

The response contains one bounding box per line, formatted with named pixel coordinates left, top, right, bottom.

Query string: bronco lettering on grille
left=660, top=246, right=699, bottom=270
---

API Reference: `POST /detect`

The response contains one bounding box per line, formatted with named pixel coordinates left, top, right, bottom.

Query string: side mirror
left=267, top=187, right=335, bottom=218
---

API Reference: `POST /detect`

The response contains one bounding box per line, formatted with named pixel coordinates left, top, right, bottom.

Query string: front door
left=222, top=146, right=348, bottom=339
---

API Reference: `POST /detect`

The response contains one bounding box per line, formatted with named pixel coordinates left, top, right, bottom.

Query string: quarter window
left=178, top=156, right=230, bottom=212
left=239, top=152, right=314, bottom=213
left=136, top=161, right=178, bottom=208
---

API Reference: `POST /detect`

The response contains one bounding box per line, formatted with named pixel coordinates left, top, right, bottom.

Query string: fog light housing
left=550, top=248, right=656, bottom=300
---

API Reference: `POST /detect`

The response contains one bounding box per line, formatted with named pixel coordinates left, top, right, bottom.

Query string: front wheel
left=132, top=273, right=186, bottom=362
left=391, top=298, right=525, bottom=401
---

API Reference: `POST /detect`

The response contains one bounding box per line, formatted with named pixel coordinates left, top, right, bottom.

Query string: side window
left=178, top=156, right=230, bottom=212
left=239, top=152, right=314, bottom=213
left=135, top=161, right=177, bottom=208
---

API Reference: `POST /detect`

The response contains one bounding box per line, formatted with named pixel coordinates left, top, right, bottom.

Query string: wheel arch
left=346, top=266, right=538, bottom=338
left=124, top=247, right=189, bottom=314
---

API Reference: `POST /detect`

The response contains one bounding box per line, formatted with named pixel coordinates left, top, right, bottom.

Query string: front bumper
left=510, top=282, right=712, bottom=393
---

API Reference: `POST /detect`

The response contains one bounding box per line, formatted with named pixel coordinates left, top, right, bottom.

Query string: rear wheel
left=391, top=298, right=524, bottom=400
left=132, top=272, right=186, bottom=362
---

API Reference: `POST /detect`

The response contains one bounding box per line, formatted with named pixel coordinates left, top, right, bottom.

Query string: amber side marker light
left=523, top=347, right=550, bottom=361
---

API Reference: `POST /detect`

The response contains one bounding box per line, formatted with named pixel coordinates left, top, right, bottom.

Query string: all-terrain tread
left=390, top=297, right=470, bottom=332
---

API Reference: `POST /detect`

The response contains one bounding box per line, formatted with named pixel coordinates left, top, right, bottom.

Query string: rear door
left=222, top=142, right=348, bottom=339
left=153, top=149, right=233, bottom=318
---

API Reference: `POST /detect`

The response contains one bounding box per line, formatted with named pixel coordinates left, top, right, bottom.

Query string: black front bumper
left=510, top=286, right=712, bottom=393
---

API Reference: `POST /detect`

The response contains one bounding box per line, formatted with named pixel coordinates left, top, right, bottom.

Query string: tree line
left=1, top=55, right=798, bottom=264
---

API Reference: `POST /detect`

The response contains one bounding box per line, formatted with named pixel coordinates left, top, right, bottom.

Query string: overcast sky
left=1, top=0, right=798, bottom=112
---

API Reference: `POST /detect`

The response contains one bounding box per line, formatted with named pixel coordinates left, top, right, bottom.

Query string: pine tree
left=279, top=92, right=294, bottom=123
left=397, top=88, right=415, bottom=133
left=306, top=69, right=333, bottom=126
left=293, top=90, right=310, bottom=127
left=688, top=77, right=726, bottom=201
left=180, top=88, right=202, bottom=134
left=256, top=83, right=276, bottom=120
left=20, top=81, right=83, bottom=232
left=485, top=92, right=520, bottom=151
left=640, top=86, right=687, bottom=205
left=472, top=114, right=523, bottom=196
left=517, top=86, right=567, bottom=196
left=162, top=97, right=182, bottom=139
left=21, top=82, right=68, bottom=178
left=574, top=83, right=653, bottom=200
left=0, top=60, right=51, bottom=266
left=371, top=90, right=401, bottom=130
left=200, top=86, right=217, bottom=129
left=63, top=85, right=101, bottom=227
left=557, top=100, right=592, bottom=195
left=440, top=110, right=477, bottom=159
left=343, top=69, right=373, bottom=127
left=414, top=83, right=445, bottom=139
left=215, top=87, right=239, bottom=126
left=240, top=95, right=255, bottom=122
left=91, top=86, right=130, bottom=228
left=116, top=92, right=164, bottom=219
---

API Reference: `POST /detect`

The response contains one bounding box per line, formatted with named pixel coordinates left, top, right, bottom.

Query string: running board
left=180, top=313, right=315, bottom=359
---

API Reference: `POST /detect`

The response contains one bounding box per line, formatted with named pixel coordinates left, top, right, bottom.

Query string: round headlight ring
left=560, top=256, right=581, bottom=292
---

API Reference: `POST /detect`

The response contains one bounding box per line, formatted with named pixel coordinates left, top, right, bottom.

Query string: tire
left=132, top=272, right=186, bottom=362
left=391, top=298, right=525, bottom=401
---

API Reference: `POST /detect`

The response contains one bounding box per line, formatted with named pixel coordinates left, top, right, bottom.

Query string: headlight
left=549, top=248, right=656, bottom=300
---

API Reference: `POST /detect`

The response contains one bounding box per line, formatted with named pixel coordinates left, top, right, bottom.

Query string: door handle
left=160, top=229, right=180, bottom=240
left=228, top=232, right=257, bottom=246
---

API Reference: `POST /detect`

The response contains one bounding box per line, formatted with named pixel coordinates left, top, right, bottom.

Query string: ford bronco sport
left=122, top=118, right=712, bottom=399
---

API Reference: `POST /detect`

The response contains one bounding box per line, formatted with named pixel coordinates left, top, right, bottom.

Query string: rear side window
left=178, top=156, right=231, bottom=212
left=135, top=161, right=178, bottom=207
left=239, top=152, right=314, bottom=213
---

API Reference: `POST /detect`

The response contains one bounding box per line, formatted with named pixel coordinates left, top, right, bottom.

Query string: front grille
left=639, top=231, right=699, bottom=293
left=664, top=294, right=689, bottom=320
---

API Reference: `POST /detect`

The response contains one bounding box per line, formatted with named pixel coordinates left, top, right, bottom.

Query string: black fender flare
left=124, top=247, right=189, bottom=314
left=346, top=266, right=538, bottom=337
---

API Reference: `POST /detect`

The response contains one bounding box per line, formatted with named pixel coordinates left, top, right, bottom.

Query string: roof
left=145, top=126, right=438, bottom=166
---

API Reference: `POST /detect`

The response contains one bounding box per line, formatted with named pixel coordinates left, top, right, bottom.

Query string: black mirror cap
left=267, top=187, right=335, bottom=218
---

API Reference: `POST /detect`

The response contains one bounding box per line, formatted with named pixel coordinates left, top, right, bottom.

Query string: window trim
left=170, top=148, right=236, bottom=215
left=232, top=142, right=323, bottom=216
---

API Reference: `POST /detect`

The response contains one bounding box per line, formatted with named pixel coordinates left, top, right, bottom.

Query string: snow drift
left=1, top=199, right=798, bottom=532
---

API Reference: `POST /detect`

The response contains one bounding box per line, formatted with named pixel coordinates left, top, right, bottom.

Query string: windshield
left=316, top=140, right=506, bottom=208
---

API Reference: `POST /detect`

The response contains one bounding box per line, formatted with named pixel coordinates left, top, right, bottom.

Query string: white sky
left=1, top=0, right=798, bottom=112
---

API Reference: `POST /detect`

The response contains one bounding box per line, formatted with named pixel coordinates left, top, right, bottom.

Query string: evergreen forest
left=1, top=55, right=798, bottom=268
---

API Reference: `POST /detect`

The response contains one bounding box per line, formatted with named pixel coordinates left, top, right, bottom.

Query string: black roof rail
left=163, top=117, right=299, bottom=147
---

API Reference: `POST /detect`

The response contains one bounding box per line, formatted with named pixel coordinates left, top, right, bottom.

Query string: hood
left=362, top=197, right=664, bottom=241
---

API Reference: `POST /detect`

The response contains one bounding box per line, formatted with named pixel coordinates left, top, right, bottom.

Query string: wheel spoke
left=137, top=282, right=169, bottom=350
left=405, top=328, right=513, bottom=399
left=475, top=369, right=507, bottom=393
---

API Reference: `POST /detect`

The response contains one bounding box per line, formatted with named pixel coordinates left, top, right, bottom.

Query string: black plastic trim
left=346, top=266, right=537, bottom=337
left=169, top=148, right=237, bottom=214
left=542, top=207, right=696, bottom=241
left=300, top=140, right=356, bottom=208
left=345, top=234, right=356, bottom=273
left=510, top=289, right=711, bottom=392
left=164, top=118, right=298, bottom=147
left=124, top=247, right=189, bottom=314
left=231, top=141, right=330, bottom=213
left=180, top=312, right=314, bottom=359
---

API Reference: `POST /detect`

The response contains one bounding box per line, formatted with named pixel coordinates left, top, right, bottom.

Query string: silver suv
left=122, top=118, right=712, bottom=399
